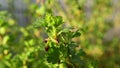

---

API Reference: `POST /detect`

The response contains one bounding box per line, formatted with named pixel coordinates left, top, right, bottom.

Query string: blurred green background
left=0, top=0, right=120, bottom=68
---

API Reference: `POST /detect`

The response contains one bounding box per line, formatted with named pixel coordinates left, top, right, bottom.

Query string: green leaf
left=3, top=35, right=9, bottom=45
left=33, top=17, right=44, bottom=28
left=36, top=6, right=46, bottom=15
left=47, top=47, right=60, bottom=64
left=0, top=27, right=6, bottom=35
left=72, top=31, right=81, bottom=38
left=54, top=16, right=63, bottom=27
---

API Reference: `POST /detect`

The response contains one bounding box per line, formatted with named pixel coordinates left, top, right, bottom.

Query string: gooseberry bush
left=34, top=13, right=87, bottom=68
